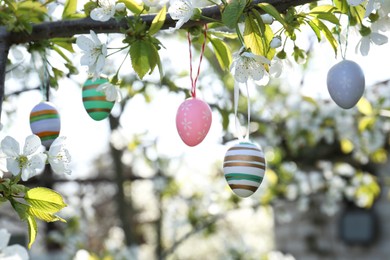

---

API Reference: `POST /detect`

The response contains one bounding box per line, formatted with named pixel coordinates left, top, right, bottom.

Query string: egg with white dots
left=223, top=142, right=266, bottom=198
left=327, top=60, right=365, bottom=109
left=82, top=78, right=115, bottom=121
left=29, top=102, right=61, bottom=149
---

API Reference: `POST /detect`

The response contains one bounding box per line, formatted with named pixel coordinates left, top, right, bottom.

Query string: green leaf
left=305, top=19, right=321, bottom=42
left=130, top=40, right=159, bottom=79
left=26, top=214, right=37, bottom=249
left=222, top=0, right=247, bottom=29
left=209, top=36, right=232, bottom=71
left=11, top=183, right=28, bottom=194
left=28, top=207, right=66, bottom=223
left=149, top=5, right=166, bottom=35
left=25, top=187, right=67, bottom=214
left=309, top=5, right=337, bottom=14
left=10, top=199, right=29, bottom=220
left=51, top=38, right=75, bottom=53
left=243, top=15, right=264, bottom=55
left=311, top=18, right=338, bottom=56
left=117, top=0, right=144, bottom=14
left=257, top=3, right=287, bottom=27
left=62, top=0, right=77, bottom=18
left=16, top=0, right=47, bottom=23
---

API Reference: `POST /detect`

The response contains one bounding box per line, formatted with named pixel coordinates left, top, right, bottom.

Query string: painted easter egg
left=82, top=78, right=114, bottom=121
left=30, top=102, right=61, bottom=149
left=176, top=98, right=212, bottom=146
left=327, top=60, right=365, bottom=109
left=223, top=142, right=266, bottom=198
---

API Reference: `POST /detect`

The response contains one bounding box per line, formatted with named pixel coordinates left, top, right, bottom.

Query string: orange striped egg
left=30, top=102, right=61, bottom=149
left=82, top=78, right=114, bottom=121
left=223, top=142, right=266, bottom=198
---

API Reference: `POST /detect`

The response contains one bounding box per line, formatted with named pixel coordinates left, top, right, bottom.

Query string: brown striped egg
left=223, top=142, right=266, bottom=198
left=29, top=102, right=61, bottom=149
left=82, top=78, right=114, bottom=121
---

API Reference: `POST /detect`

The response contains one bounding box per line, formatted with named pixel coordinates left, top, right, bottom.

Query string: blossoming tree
left=0, top=0, right=389, bottom=258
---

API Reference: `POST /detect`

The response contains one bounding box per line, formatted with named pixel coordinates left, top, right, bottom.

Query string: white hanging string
left=234, top=81, right=251, bottom=141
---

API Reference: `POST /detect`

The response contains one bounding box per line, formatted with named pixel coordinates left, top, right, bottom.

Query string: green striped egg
left=82, top=78, right=114, bottom=121
left=30, top=102, right=61, bottom=149
left=223, top=142, right=266, bottom=198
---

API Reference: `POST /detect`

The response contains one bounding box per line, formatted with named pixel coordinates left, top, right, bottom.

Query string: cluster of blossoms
left=347, top=0, right=389, bottom=55
left=0, top=135, right=71, bottom=181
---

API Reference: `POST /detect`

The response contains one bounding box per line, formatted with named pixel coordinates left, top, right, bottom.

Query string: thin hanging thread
left=187, top=24, right=208, bottom=98
left=337, top=13, right=350, bottom=60
left=234, top=81, right=251, bottom=141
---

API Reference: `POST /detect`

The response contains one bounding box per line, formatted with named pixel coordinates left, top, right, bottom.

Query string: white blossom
left=356, top=30, right=388, bottom=56
left=230, top=49, right=270, bottom=83
left=47, top=137, right=71, bottom=175
left=97, top=82, right=122, bottom=102
left=168, top=0, right=194, bottom=29
left=76, top=30, right=107, bottom=80
left=90, top=0, right=122, bottom=22
left=0, top=135, right=47, bottom=181
left=0, top=229, right=29, bottom=260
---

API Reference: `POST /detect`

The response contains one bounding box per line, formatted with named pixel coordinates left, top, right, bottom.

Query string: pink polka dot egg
left=176, top=98, right=212, bottom=146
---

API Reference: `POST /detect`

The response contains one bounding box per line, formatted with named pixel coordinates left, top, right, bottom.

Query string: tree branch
left=8, top=0, right=316, bottom=45
left=0, top=0, right=317, bottom=122
left=0, top=27, right=10, bottom=122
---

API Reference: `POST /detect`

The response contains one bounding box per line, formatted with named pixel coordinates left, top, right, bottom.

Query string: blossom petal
left=90, top=7, right=115, bottom=22
left=80, top=53, right=96, bottom=66
left=359, top=37, right=371, bottom=56
left=23, top=135, right=42, bottom=156
left=49, top=136, right=67, bottom=152
left=169, top=0, right=194, bottom=29
left=0, top=229, right=11, bottom=250
left=90, top=30, right=102, bottom=46
left=2, top=245, right=29, bottom=260
left=1, top=136, right=20, bottom=157
left=76, top=36, right=95, bottom=51
left=95, top=54, right=106, bottom=75
left=370, top=32, right=388, bottom=45
left=21, top=153, right=47, bottom=181
left=6, top=158, right=20, bottom=176
left=364, top=0, right=375, bottom=17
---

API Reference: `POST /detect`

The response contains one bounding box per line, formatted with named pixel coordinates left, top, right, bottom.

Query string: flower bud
left=270, top=36, right=282, bottom=49
left=115, top=2, right=126, bottom=12
left=261, top=14, right=273, bottom=24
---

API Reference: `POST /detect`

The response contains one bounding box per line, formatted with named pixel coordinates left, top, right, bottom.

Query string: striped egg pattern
left=30, top=102, right=61, bottom=149
left=82, top=78, right=114, bottom=121
left=223, top=142, right=266, bottom=198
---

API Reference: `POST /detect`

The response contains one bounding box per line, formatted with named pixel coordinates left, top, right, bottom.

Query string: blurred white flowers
left=230, top=49, right=270, bottom=83
left=0, top=229, right=29, bottom=260
left=76, top=30, right=107, bottom=80
left=143, top=0, right=167, bottom=7
left=0, top=135, right=47, bottom=181
left=346, top=0, right=364, bottom=6
left=168, top=0, right=194, bottom=29
left=97, top=82, right=122, bottom=102
left=47, top=137, right=72, bottom=175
